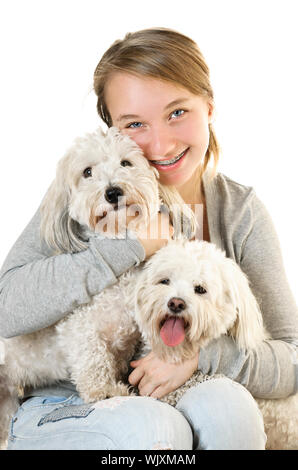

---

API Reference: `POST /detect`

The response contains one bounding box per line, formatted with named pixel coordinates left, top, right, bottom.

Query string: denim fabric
left=176, top=377, right=267, bottom=450
left=7, top=377, right=266, bottom=450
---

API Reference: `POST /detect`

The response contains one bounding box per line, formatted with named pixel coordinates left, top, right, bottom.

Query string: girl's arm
left=0, top=206, right=145, bottom=338
left=198, top=193, right=298, bottom=399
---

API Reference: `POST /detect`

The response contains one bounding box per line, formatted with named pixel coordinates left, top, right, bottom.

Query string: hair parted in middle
left=93, top=27, right=220, bottom=177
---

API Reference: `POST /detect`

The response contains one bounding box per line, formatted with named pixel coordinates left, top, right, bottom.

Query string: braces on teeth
left=151, top=149, right=186, bottom=166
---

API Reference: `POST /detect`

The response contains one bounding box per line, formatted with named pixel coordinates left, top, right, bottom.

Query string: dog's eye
left=159, top=279, right=170, bottom=285
left=194, top=285, right=207, bottom=295
left=83, top=167, right=92, bottom=178
left=121, top=160, right=133, bottom=167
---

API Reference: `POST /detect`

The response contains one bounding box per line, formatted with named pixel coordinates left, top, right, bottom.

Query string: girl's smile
left=149, top=147, right=190, bottom=171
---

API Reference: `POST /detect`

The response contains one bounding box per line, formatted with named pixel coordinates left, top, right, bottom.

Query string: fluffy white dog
left=133, top=239, right=266, bottom=362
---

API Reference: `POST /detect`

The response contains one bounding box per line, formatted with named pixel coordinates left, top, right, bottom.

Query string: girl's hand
left=128, top=351, right=199, bottom=399
left=135, top=211, right=174, bottom=259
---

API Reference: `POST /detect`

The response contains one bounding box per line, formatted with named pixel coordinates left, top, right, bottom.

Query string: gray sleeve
left=0, top=207, right=145, bottom=338
left=199, top=193, right=298, bottom=398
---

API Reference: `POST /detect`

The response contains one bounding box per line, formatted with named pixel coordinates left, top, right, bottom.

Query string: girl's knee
left=176, top=377, right=267, bottom=450
left=90, top=396, right=193, bottom=450
left=121, top=396, right=193, bottom=450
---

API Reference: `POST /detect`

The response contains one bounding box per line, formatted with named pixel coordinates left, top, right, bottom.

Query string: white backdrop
left=0, top=0, right=297, bottom=302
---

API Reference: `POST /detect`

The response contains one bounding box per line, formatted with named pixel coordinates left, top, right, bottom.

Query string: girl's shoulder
left=203, top=170, right=257, bottom=213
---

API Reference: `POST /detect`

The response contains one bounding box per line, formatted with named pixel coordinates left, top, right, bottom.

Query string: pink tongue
left=160, top=317, right=185, bottom=347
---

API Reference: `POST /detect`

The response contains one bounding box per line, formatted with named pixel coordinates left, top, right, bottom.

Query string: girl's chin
left=158, top=169, right=194, bottom=187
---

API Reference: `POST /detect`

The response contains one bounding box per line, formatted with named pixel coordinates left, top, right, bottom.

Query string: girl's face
left=105, top=73, right=213, bottom=188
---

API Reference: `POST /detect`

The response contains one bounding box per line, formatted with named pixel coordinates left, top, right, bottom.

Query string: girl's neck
left=176, top=168, right=204, bottom=206
left=176, top=168, right=210, bottom=242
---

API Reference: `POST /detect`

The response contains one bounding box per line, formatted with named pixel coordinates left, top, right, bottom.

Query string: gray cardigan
left=0, top=171, right=297, bottom=399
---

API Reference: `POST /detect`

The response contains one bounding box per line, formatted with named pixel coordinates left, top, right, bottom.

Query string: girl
left=1, top=28, right=297, bottom=450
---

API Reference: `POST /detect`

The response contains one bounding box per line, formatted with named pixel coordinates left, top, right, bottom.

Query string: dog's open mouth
left=159, top=315, right=188, bottom=347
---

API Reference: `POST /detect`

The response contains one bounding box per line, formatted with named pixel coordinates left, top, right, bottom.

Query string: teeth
left=151, top=149, right=186, bottom=166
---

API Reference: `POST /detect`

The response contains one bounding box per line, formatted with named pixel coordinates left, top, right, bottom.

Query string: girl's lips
left=149, top=148, right=189, bottom=171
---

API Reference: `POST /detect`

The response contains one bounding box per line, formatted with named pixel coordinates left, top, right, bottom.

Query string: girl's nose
left=143, top=125, right=177, bottom=159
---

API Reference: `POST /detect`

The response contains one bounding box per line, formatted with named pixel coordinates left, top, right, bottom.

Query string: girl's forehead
left=105, top=72, right=194, bottom=118
left=107, top=71, right=188, bottom=95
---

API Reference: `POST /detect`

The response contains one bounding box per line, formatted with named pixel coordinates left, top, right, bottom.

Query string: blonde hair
left=93, top=27, right=220, bottom=176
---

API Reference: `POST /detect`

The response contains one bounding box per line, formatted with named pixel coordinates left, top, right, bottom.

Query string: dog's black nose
left=167, top=297, right=186, bottom=314
left=104, top=186, right=124, bottom=204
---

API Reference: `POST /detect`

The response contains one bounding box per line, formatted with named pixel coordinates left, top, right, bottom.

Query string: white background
left=0, top=0, right=297, bottom=302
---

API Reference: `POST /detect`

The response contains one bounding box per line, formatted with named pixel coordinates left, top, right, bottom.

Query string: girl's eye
left=83, top=167, right=92, bottom=178
left=121, top=160, right=133, bottom=167
left=170, top=109, right=185, bottom=119
left=194, top=285, right=207, bottom=295
left=127, top=122, right=143, bottom=129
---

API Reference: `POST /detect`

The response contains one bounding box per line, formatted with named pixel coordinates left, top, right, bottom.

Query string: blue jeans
left=7, top=377, right=266, bottom=450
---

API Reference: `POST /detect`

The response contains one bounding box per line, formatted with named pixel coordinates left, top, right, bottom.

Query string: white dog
left=133, top=239, right=266, bottom=362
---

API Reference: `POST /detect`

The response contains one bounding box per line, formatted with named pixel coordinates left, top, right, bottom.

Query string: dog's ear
left=40, top=154, right=87, bottom=254
left=129, top=264, right=154, bottom=332
left=221, top=258, right=267, bottom=350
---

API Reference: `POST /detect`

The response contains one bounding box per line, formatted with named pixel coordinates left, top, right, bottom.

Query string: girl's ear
left=207, top=99, right=215, bottom=125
